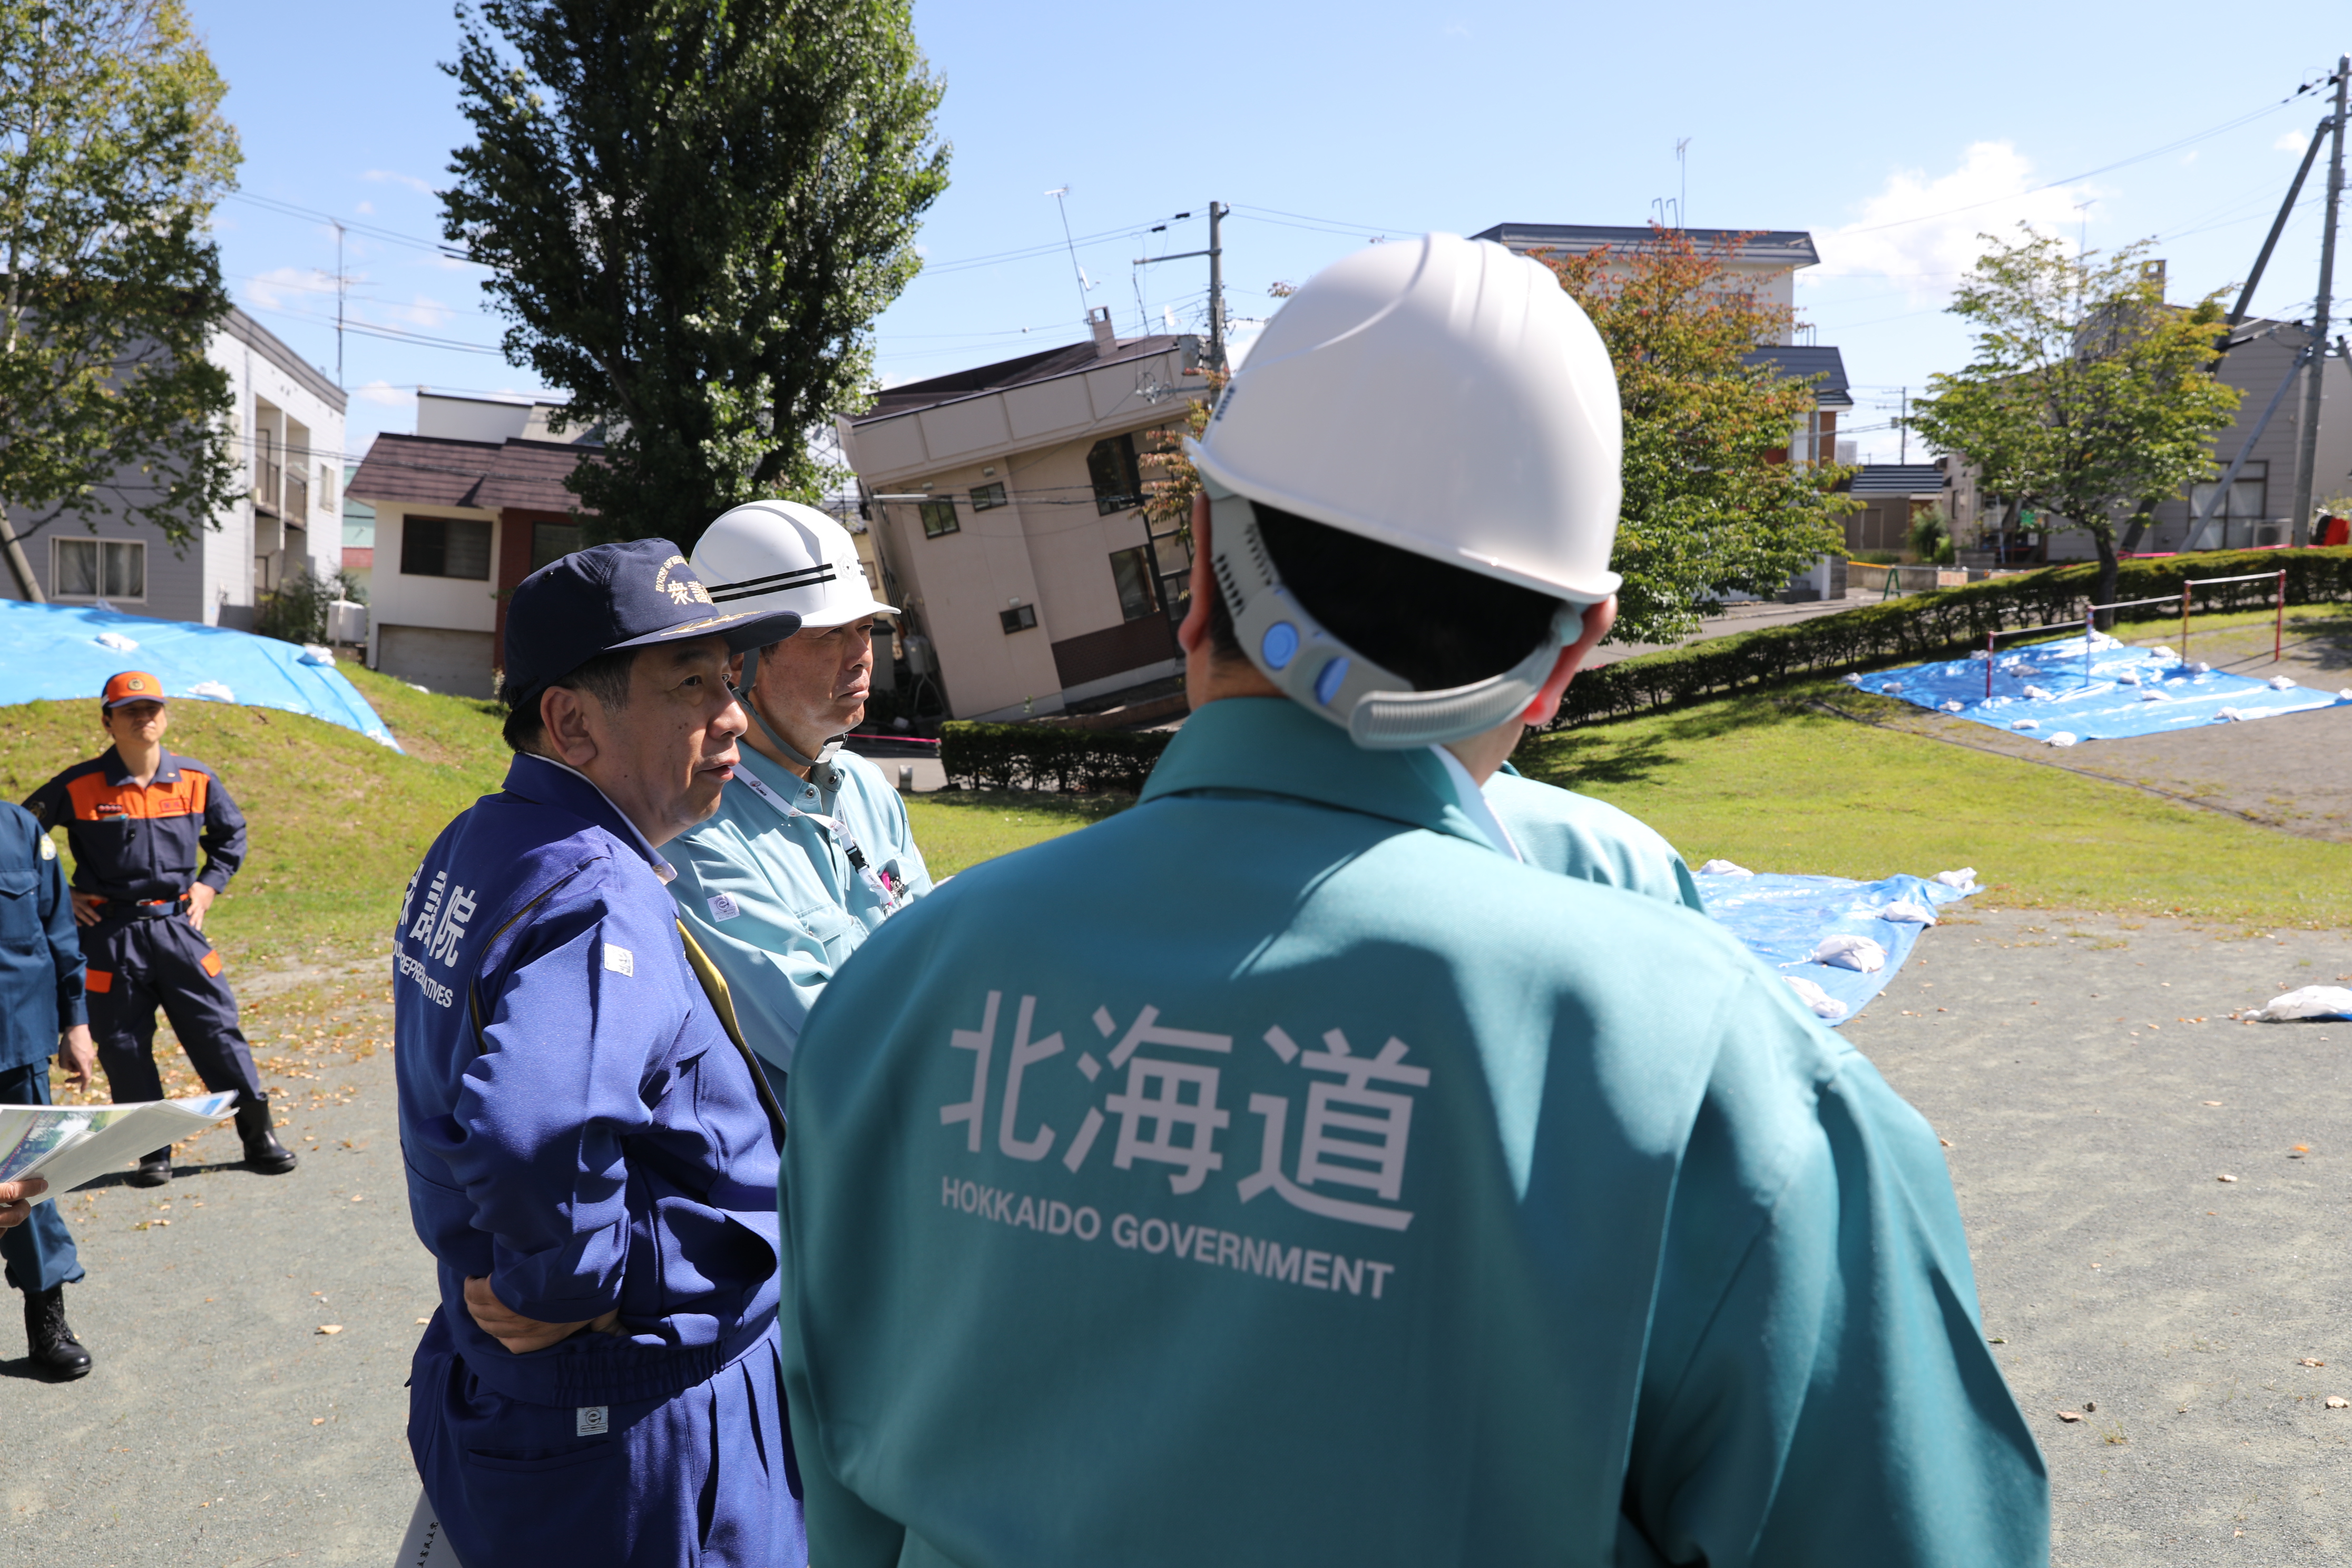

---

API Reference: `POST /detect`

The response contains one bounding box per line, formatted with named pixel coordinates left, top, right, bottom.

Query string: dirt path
left=1849, top=905, right=2352, bottom=1565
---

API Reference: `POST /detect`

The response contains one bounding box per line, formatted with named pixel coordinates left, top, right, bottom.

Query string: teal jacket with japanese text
left=665, top=744, right=932, bottom=1099
left=779, top=697, right=2047, bottom=1567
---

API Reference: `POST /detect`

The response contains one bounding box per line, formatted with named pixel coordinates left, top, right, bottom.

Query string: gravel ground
left=7, top=907, right=2352, bottom=1565
left=1848, top=905, right=2352, bottom=1565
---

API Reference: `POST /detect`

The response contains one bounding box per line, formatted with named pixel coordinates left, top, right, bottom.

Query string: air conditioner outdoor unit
left=327, top=599, right=369, bottom=644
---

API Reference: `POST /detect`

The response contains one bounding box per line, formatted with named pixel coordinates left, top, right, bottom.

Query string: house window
left=317, top=463, right=336, bottom=514
left=919, top=498, right=960, bottom=538
left=530, top=520, right=581, bottom=571
left=971, top=482, right=1007, bottom=511
left=1109, top=546, right=1159, bottom=621
left=2189, top=460, right=2269, bottom=549
left=401, top=515, right=493, bottom=579
left=999, top=603, right=1038, bottom=634
left=53, top=537, right=145, bottom=602
left=1088, top=434, right=1143, bottom=514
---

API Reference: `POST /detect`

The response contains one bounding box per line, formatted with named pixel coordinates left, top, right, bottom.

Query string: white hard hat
left=1187, top=233, right=1623, bottom=749
left=689, top=499, right=896, bottom=631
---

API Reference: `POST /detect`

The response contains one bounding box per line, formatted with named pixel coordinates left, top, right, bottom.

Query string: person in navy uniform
left=395, top=539, right=806, bottom=1567
left=0, top=800, right=98, bottom=1378
left=22, top=672, right=293, bottom=1187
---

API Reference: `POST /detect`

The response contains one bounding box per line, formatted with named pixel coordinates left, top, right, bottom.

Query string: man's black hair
left=1206, top=501, right=1564, bottom=692
left=499, top=646, right=640, bottom=753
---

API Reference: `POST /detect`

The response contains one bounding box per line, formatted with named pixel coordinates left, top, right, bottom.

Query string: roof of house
left=222, top=306, right=348, bottom=414
left=1847, top=463, right=1947, bottom=496
left=1740, top=344, right=1851, bottom=408
left=1469, top=223, right=1821, bottom=269
left=346, top=432, right=601, bottom=513
left=856, top=333, right=1197, bottom=425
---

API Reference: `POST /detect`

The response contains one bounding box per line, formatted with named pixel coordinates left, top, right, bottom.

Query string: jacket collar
left=101, top=745, right=180, bottom=786
left=1139, top=697, right=1497, bottom=850
left=503, top=752, right=675, bottom=882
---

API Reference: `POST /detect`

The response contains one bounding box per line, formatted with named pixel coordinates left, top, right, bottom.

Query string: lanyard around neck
left=729, top=762, right=900, bottom=907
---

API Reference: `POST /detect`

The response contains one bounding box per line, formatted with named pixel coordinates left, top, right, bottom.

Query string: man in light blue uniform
left=666, top=502, right=932, bottom=1103
left=395, top=540, right=805, bottom=1567
left=778, top=236, right=2045, bottom=1565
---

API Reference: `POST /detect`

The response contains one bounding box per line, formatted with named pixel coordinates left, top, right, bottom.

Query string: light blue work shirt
left=1484, top=761, right=1707, bottom=913
left=665, top=744, right=932, bottom=1097
left=779, top=696, right=2047, bottom=1567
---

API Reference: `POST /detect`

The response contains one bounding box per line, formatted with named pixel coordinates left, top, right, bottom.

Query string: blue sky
left=197, top=1, right=2349, bottom=466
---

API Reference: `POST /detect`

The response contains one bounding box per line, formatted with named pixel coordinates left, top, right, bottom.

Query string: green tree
left=442, top=0, right=948, bottom=550
left=0, top=0, right=241, bottom=603
left=1908, top=228, right=2242, bottom=618
left=1540, top=228, right=1850, bottom=643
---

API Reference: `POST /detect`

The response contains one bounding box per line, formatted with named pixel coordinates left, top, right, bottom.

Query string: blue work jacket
left=0, top=802, right=85, bottom=1074
left=23, top=746, right=245, bottom=910
left=395, top=753, right=781, bottom=1408
left=667, top=745, right=933, bottom=1093
left=779, top=697, right=2046, bottom=1568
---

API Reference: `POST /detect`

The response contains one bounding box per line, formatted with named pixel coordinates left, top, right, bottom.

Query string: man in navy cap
left=395, top=539, right=806, bottom=1566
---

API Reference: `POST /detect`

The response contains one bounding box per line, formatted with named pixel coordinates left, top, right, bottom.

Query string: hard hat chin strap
left=732, top=645, right=844, bottom=771
left=1204, top=477, right=1581, bottom=751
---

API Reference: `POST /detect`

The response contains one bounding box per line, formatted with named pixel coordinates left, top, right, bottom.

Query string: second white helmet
left=690, top=499, right=896, bottom=631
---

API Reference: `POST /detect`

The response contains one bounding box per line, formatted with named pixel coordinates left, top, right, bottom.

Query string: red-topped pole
left=2277, top=568, right=2288, bottom=662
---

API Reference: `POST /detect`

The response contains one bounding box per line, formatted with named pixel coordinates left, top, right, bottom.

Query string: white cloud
left=363, top=169, right=434, bottom=195
left=1809, top=142, right=2098, bottom=298
left=355, top=379, right=411, bottom=407
left=242, top=264, right=318, bottom=310
left=356, top=199, right=375, bottom=215
left=2278, top=130, right=2311, bottom=153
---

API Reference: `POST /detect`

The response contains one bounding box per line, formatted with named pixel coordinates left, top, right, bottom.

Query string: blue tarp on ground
left=1863, top=632, right=2352, bottom=743
left=1697, top=869, right=1977, bottom=1025
left=0, top=599, right=398, bottom=750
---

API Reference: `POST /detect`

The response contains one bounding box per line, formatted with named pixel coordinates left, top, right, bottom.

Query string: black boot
left=23, top=1287, right=92, bottom=1380
left=236, top=1099, right=297, bottom=1175
left=126, top=1147, right=171, bottom=1188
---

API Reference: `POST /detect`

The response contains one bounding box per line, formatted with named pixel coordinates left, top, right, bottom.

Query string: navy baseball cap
left=501, top=538, right=802, bottom=707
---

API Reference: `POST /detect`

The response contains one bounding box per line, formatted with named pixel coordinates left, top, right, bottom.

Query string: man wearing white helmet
left=775, top=236, right=2046, bottom=1565
left=665, top=501, right=933, bottom=1103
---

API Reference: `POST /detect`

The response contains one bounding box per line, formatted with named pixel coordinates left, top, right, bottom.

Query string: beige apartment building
left=840, top=311, right=1201, bottom=720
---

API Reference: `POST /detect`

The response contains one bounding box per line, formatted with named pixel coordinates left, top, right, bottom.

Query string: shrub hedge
left=1547, top=546, right=2352, bottom=729
left=940, top=722, right=1172, bottom=792
left=939, top=549, right=2352, bottom=786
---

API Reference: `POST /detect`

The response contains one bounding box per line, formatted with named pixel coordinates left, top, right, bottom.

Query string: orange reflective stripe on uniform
left=64, top=768, right=207, bottom=822
left=84, top=969, right=114, bottom=994
left=200, top=950, right=223, bottom=977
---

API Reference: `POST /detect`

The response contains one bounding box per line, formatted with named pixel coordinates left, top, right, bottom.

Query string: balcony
left=254, top=457, right=283, bottom=517
left=284, top=468, right=308, bottom=520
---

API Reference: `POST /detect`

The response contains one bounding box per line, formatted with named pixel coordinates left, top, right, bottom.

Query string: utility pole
left=1208, top=201, right=1227, bottom=373
left=1899, top=387, right=1908, bottom=464
left=2291, top=56, right=2348, bottom=546
left=332, top=220, right=347, bottom=388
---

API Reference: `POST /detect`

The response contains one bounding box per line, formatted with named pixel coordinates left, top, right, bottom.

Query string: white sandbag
left=1934, top=868, right=1977, bottom=889
left=1878, top=681, right=1903, bottom=694
left=2023, top=685, right=2055, bottom=702
left=2190, top=661, right=2212, bottom=674
left=1967, top=650, right=1991, bottom=661
left=2137, top=689, right=2169, bottom=702
left=299, top=643, right=335, bottom=666
left=1878, top=899, right=1937, bottom=925
left=2046, top=731, right=2080, bottom=747
left=2011, top=718, right=2040, bottom=730
left=93, top=630, right=140, bottom=652
left=188, top=680, right=233, bottom=701
left=2116, top=668, right=2142, bottom=686
left=2214, top=707, right=2246, bottom=722
left=2148, top=646, right=2176, bottom=661
left=1785, top=976, right=1849, bottom=1022
left=1810, top=934, right=1886, bottom=973
left=1940, top=700, right=1965, bottom=713
left=2246, top=986, right=2352, bottom=1023
left=2340, top=689, right=2352, bottom=700
left=1697, top=859, right=1753, bottom=878
left=2269, top=675, right=2297, bottom=691
left=1841, top=671, right=1864, bottom=686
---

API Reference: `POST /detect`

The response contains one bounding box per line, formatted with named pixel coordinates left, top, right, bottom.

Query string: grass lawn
left=1517, top=681, right=2352, bottom=928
